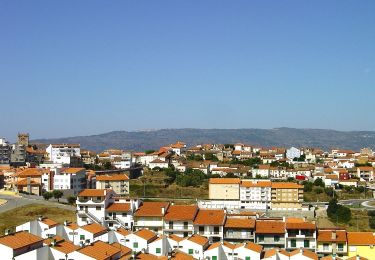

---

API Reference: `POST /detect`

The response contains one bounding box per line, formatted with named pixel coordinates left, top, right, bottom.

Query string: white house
left=123, top=229, right=158, bottom=253
left=193, top=209, right=225, bottom=243
left=0, top=231, right=44, bottom=260
left=148, top=235, right=168, bottom=256
left=15, top=217, right=59, bottom=239
left=75, top=223, right=108, bottom=246
left=204, top=242, right=226, bottom=260
left=179, top=234, right=209, bottom=259
left=234, top=242, right=263, bottom=260
left=163, top=204, right=198, bottom=237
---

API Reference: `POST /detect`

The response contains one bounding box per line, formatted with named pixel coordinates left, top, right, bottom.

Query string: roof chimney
left=331, top=230, right=337, bottom=240
left=161, top=207, right=165, bottom=215
left=64, top=220, right=68, bottom=226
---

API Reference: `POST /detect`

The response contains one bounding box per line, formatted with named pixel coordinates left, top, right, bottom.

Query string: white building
left=16, top=217, right=59, bottom=239
left=46, top=144, right=81, bottom=165
left=53, top=167, right=86, bottom=195
left=240, top=180, right=271, bottom=210
left=286, top=147, right=301, bottom=160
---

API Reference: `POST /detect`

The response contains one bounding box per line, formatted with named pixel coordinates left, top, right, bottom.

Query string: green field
left=0, top=204, right=76, bottom=235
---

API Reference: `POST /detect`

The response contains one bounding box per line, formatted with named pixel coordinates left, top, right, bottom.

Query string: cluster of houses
left=1, top=187, right=374, bottom=259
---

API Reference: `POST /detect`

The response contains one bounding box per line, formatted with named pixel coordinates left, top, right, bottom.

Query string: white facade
left=46, top=144, right=81, bottom=165
left=53, top=169, right=86, bottom=195
left=286, top=147, right=301, bottom=160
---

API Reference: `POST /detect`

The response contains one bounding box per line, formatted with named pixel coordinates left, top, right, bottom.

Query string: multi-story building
left=240, top=180, right=271, bottom=210
left=255, top=220, right=286, bottom=250
left=53, top=167, right=87, bottom=195
left=95, top=174, right=130, bottom=195
left=76, top=189, right=139, bottom=229
left=12, top=168, right=48, bottom=195
left=285, top=218, right=316, bottom=252
left=193, top=209, right=225, bottom=243
left=163, top=204, right=199, bottom=237
left=0, top=138, right=10, bottom=165
left=316, top=229, right=347, bottom=257
left=76, top=189, right=116, bottom=226
left=209, top=178, right=240, bottom=200
left=271, top=182, right=304, bottom=210
left=134, top=202, right=170, bottom=233
left=46, top=144, right=81, bottom=165
left=224, top=217, right=255, bottom=243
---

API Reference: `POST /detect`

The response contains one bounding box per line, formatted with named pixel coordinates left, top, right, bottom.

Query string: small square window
left=188, top=249, right=193, bottom=255
left=156, top=248, right=161, bottom=254
left=133, top=242, right=138, bottom=248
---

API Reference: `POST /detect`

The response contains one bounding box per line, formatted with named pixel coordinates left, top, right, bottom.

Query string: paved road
left=0, top=194, right=75, bottom=213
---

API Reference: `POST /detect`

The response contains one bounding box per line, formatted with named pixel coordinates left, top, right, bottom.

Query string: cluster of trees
left=165, top=168, right=211, bottom=187
left=368, top=211, right=375, bottom=229
left=42, top=190, right=76, bottom=205
left=187, top=153, right=219, bottom=162
left=293, top=154, right=306, bottom=162
left=270, top=161, right=294, bottom=169
left=230, top=157, right=262, bottom=166
left=327, top=198, right=351, bottom=223
left=303, top=179, right=336, bottom=197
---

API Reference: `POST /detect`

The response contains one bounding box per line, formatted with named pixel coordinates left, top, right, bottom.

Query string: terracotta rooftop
left=255, top=221, right=285, bottom=234
left=244, top=242, right=263, bottom=253
left=78, top=241, right=121, bottom=260
left=347, top=232, right=375, bottom=245
left=61, top=168, right=86, bottom=174
left=134, top=229, right=157, bottom=242
left=169, top=234, right=185, bottom=242
left=40, top=217, right=59, bottom=228
left=209, top=178, right=240, bottom=184
left=116, top=228, right=131, bottom=237
left=289, top=249, right=318, bottom=260
left=164, top=205, right=198, bottom=221
left=134, top=202, right=169, bottom=217
left=50, top=239, right=80, bottom=254
left=240, top=180, right=271, bottom=188
left=224, top=218, right=255, bottom=229
left=106, top=203, right=131, bottom=212
left=96, top=174, right=129, bottom=181
left=193, top=209, right=225, bottom=226
left=80, top=223, right=107, bottom=237
left=0, top=231, right=43, bottom=249
left=271, top=182, right=303, bottom=189
left=317, top=230, right=347, bottom=242
left=187, top=234, right=209, bottom=246
left=78, top=189, right=108, bottom=197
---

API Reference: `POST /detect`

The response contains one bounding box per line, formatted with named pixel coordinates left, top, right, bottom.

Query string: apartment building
left=209, top=178, right=240, bottom=200
left=46, top=144, right=81, bottom=165
left=240, top=180, right=271, bottom=210
left=0, top=138, right=10, bottom=165
left=224, top=217, right=256, bottom=243
left=53, top=167, right=86, bottom=195
left=163, top=204, right=199, bottom=237
left=255, top=220, right=286, bottom=250
left=271, top=182, right=304, bottom=210
left=95, top=174, right=130, bottom=195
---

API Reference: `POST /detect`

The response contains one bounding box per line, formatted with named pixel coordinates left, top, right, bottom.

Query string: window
left=338, top=243, right=344, bottom=251
left=80, top=235, right=85, bottom=240
left=274, top=235, right=279, bottom=242
left=291, top=239, right=296, bottom=248
left=214, top=227, right=219, bottom=234
left=122, top=213, right=127, bottom=217
left=96, top=206, right=101, bottom=210
left=133, top=242, right=138, bottom=248
left=156, top=248, right=161, bottom=254
left=258, top=235, right=264, bottom=242
left=323, top=243, right=329, bottom=251
left=304, top=240, right=310, bottom=248
left=199, top=226, right=204, bottom=233
left=212, top=256, right=217, bottom=260
left=245, top=257, right=250, bottom=260
left=188, top=249, right=194, bottom=255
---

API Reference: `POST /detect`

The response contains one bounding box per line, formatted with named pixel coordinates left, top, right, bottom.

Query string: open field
left=317, top=207, right=375, bottom=232
left=0, top=204, right=75, bottom=234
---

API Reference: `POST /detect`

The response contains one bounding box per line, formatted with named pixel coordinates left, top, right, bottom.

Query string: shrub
left=314, top=187, right=323, bottom=194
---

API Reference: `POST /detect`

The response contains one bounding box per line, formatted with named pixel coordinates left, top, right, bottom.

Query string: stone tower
left=17, top=133, right=29, bottom=146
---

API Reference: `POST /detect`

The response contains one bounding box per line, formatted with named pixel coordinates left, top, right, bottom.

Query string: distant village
left=0, top=133, right=375, bottom=259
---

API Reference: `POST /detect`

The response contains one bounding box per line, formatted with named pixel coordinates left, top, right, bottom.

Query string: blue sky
left=1, top=1, right=375, bottom=141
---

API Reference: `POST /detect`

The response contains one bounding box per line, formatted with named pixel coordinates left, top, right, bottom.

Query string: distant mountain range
left=32, top=128, right=375, bottom=152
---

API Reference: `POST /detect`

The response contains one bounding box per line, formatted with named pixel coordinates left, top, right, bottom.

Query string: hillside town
left=0, top=133, right=375, bottom=259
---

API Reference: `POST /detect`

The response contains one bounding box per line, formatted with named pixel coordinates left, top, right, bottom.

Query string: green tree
left=303, top=182, right=313, bottom=192
left=314, top=178, right=325, bottom=187
left=204, top=153, right=219, bottom=162
left=103, top=161, right=112, bottom=170
left=145, top=150, right=155, bottom=155
left=43, top=192, right=53, bottom=201
left=314, top=187, right=323, bottom=194
left=52, top=190, right=64, bottom=202
left=67, top=196, right=76, bottom=205
left=324, top=187, right=335, bottom=197
left=327, top=198, right=351, bottom=223
left=369, top=218, right=375, bottom=229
